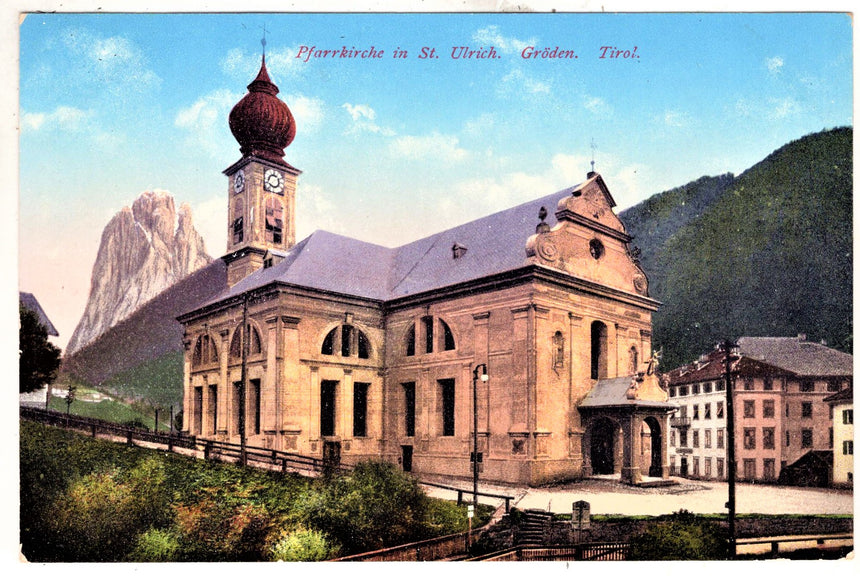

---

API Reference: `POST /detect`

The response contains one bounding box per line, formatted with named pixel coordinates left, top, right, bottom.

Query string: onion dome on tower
left=228, top=56, right=297, bottom=166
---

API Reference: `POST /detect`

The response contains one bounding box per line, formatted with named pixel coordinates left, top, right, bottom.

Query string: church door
left=590, top=418, right=616, bottom=475
left=645, top=416, right=663, bottom=477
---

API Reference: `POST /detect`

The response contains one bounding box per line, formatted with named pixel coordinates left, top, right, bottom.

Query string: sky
left=14, top=9, right=854, bottom=351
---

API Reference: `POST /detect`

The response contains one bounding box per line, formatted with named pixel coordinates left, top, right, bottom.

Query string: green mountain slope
left=623, top=127, right=852, bottom=368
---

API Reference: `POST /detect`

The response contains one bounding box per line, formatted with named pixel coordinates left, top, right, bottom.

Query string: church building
left=178, top=56, right=676, bottom=486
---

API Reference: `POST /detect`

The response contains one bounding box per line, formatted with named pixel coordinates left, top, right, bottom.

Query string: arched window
left=229, top=325, right=262, bottom=359
left=192, top=334, right=218, bottom=367
left=422, top=316, right=434, bottom=353
left=322, top=327, right=337, bottom=356
left=232, top=198, right=244, bottom=244
left=265, top=197, right=284, bottom=244
left=440, top=319, right=456, bottom=351
left=591, top=321, right=608, bottom=380
left=629, top=346, right=639, bottom=375
left=552, top=331, right=565, bottom=368
left=321, top=324, right=372, bottom=359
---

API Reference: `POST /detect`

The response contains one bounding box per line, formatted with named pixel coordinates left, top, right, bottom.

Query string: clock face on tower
left=233, top=170, right=245, bottom=193
left=264, top=169, right=284, bottom=194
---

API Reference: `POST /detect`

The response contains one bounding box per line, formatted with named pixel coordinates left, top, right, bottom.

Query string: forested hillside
left=622, top=127, right=852, bottom=368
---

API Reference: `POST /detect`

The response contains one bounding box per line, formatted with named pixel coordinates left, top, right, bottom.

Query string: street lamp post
left=472, top=364, right=488, bottom=506
left=721, top=339, right=739, bottom=558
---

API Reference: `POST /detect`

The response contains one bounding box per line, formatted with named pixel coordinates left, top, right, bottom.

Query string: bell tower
left=222, top=49, right=300, bottom=287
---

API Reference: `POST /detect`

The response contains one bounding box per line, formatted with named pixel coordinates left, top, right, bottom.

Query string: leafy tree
left=627, top=509, right=729, bottom=560
left=19, top=304, right=61, bottom=393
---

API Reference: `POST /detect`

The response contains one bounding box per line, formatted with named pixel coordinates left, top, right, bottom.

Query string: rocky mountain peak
left=66, top=191, right=212, bottom=355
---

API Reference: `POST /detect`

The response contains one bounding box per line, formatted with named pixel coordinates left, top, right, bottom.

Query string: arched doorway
left=590, top=417, right=617, bottom=475
left=644, top=416, right=663, bottom=477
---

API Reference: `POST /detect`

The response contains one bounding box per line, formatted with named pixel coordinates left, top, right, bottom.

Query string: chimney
left=797, top=333, right=807, bottom=341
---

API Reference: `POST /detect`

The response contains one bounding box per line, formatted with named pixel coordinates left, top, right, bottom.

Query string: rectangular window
left=670, top=387, right=677, bottom=397
left=844, top=409, right=854, bottom=425
left=763, top=459, right=776, bottom=480
left=402, top=382, right=416, bottom=437
left=717, top=402, right=724, bottom=419
left=193, top=386, right=203, bottom=435
left=743, top=459, right=756, bottom=480
left=801, top=428, right=813, bottom=448
left=704, top=429, right=712, bottom=448
left=763, top=400, right=775, bottom=419
left=716, top=380, right=725, bottom=392
left=827, top=381, right=840, bottom=392
left=679, top=430, right=688, bottom=448
left=744, top=400, right=755, bottom=418
left=785, top=430, right=790, bottom=447
left=800, top=381, right=814, bottom=393
left=743, top=428, right=756, bottom=450
left=844, top=440, right=854, bottom=455
left=422, top=316, right=434, bottom=354
left=704, top=403, right=712, bottom=419
left=763, top=376, right=773, bottom=391
left=693, top=430, right=700, bottom=448
left=705, top=457, right=712, bottom=478
left=801, top=402, right=813, bottom=418
left=670, top=430, right=676, bottom=447
left=717, top=458, right=725, bottom=478
left=692, top=384, right=700, bottom=395
left=320, top=380, right=337, bottom=437
left=693, top=457, right=700, bottom=476
left=717, top=428, right=725, bottom=449
left=207, top=384, right=218, bottom=434
left=250, top=378, right=261, bottom=435
left=693, top=404, right=700, bottom=420
left=763, top=427, right=775, bottom=449
left=829, top=427, right=834, bottom=449
left=353, top=382, right=369, bottom=437
left=439, top=379, right=455, bottom=436
left=743, top=377, right=754, bottom=391
left=785, top=403, right=790, bottom=418
left=704, top=382, right=713, bottom=393
left=341, top=325, right=354, bottom=357
left=679, top=386, right=688, bottom=396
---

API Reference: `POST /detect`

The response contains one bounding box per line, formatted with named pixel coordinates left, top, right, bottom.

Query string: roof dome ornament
left=228, top=32, right=296, bottom=166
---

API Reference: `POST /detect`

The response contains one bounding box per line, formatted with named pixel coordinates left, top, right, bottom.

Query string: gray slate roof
left=204, top=186, right=576, bottom=308
left=737, top=336, right=853, bottom=378
left=579, top=376, right=675, bottom=410
left=19, top=292, right=59, bottom=336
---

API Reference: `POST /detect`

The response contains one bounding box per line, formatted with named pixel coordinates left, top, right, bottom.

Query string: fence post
left=204, top=441, right=211, bottom=460
left=281, top=457, right=287, bottom=474
left=126, top=430, right=133, bottom=446
left=91, top=424, right=97, bottom=438
left=168, top=434, right=174, bottom=452
left=457, top=490, right=463, bottom=506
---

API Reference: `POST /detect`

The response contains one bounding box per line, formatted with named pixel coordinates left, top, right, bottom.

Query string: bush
left=627, top=509, right=729, bottom=560
left=128, top=529, right=180, bottom=562
left=270, top=528, right=339, bottom=561
left=174, top=499, right=274, bottom=561
left=301, top=460, right=428, bottom=555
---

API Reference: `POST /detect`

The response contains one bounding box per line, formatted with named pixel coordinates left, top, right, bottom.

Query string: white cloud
left=660, top=110, right=691, bottom=128
left=21, top=106, right=91, bottom=132
left=193, top=195, right=226, bottom=257
left=342, top=103, right=395, bottom=136
left=61, top=28, right=160, bottom=93
left=175, top=89, right=240, bottom=156
left=289, top=95, right=325, bottom=133
left=472, top=25, right=535, bottom=55
left=463, top=113, right=495, bottom=137
left=766, top=56, right=784, bottom=74
left=296, top=183, right=340, bottom=238
left=768, top=97, right=800, bottom=119
left=584, top=96, right=612, bottom=116
left=390, top=132, right=469, bottom=163
left=500, top=68, right=550, bottom=95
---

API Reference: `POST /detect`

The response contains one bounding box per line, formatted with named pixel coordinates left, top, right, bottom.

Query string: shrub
left=174, top=499, right=274, bottom=561
left=270, top=528, right=339, bottom=561
left=301, top=460, right=428, bottom=555
left=627, top=509, right=729, bottom=560
left=128, top=529, right=180, bottom=562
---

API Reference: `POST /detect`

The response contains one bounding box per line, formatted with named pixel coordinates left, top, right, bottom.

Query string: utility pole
left=721, top=339, right=739, bottom=558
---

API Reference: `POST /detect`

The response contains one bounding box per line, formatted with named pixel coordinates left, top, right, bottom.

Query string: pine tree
left=20, top=305, right=61, bottom=394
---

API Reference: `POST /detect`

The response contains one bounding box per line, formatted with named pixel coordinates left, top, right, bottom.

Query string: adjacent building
left=177, top=56, right=676, bottom=486
left=825, top=387, right=853, bottom=487
left=666, top=335, right=853, bottom=484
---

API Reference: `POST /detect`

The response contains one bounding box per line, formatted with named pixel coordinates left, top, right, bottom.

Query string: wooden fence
left=470, top=542, right=630, bottom=562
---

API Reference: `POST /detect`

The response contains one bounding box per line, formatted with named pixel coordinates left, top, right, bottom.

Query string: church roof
left=579, top=376, right=675, bottom=410
left=201, top=186, right=576, bottom=309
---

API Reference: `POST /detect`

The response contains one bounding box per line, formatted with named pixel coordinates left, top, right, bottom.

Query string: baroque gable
left=525, top=172, right=650, bottom=298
